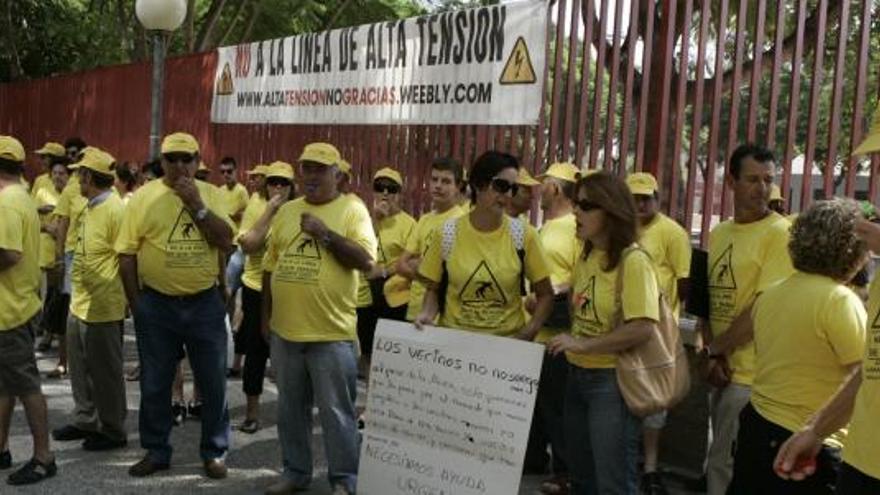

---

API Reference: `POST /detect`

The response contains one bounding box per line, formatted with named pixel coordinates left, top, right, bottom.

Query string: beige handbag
left=612, top=247, right=691, bottom=417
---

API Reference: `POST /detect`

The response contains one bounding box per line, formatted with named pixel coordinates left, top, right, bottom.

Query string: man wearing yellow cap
left=698, top=144, right=794, bottom=495
left=30, top=142, right=68, bottom=198
left=772, top=113, right=880, bottom=492
left=355, top=167, right=416, bottom=376
left=507, top=166, right=540, bottom=218
left=0, top=135, right=56, bottom=485
left=625, top=171, right=692, bottom=494
left=246, top=164, right=269, bottom=197
left=234, top=161, right=295, bottom=434
left=396, top=157, right=468, bottom=322
left=51, top=148, right=127, bottom=452
left=523, top=162, right=581, bottom=490
left=262, top=143, right=376, bottom=495
left=116, top=132, right=234, bottom=480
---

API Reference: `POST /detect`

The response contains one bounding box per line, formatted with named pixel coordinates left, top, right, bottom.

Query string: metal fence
left=1, top=0, right=878, bottom=245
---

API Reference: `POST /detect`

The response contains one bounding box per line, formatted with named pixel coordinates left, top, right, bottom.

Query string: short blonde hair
left=789, top=199, right=866, bottom=280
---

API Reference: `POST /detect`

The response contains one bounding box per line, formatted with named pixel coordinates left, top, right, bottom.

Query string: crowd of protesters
left=0, top=124, right=878, bottom=495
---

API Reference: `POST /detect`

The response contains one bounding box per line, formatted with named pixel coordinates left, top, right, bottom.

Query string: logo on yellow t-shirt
left=573, top=275, right=600, bottom=325
left=460, top=261, right=507, bottom=305
left=275, top=232, right=322, bottom=284
left=165, top=208, right=211, bottom=269
left=709, top=245, right=737, bottom=289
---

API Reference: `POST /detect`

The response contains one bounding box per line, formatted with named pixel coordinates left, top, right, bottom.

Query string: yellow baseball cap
left=35, top=142, right=66, bottom=158
left=70, top=147, right=116, bottom=175
left=540, top=162, right=580, bottom=183
left=298, top=142, right=340, bottom=166
left=246, top=164, right=269, bottom=176
left=161, top=132, right=200, bottom=155
left=338, top=159, right=353, bottom=178
left=516, top=167, right=540, bottom=186
left=0, top=136, right=25, bottom=163
left=769, top=184, right=783, bottom=201
left=373, top=167, right=403, bottom=186
left=198, top=161, right=210, bottom=171
left=266, top=161, right=294, bottom=180
left=854, top=108, right=880, bottom=156
left=626, top=172, right=658, bottom=196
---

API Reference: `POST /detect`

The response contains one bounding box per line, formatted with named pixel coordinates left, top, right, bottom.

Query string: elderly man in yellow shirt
left=262, top=143, right=376, bottom=495
left=50, top=148, right=128, bottom=452
left=116, top=132, right=234, bottom=480
left=0, top=136, right=56, bottom=486
left=30, top=142, right=67, bottom=197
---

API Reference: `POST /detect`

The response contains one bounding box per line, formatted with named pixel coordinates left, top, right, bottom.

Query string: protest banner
left=358, top=319, right=544, bottom=495
left=211, top=0, right=547, bottom=125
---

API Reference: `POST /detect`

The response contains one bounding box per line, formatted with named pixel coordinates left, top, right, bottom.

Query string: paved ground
left=5, top=321, right=703, bottom=494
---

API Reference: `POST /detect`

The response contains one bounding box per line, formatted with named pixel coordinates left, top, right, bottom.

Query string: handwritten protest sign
left=211, top=1, right=547, bottom=125
left=358, top=319, right=544, bottom=495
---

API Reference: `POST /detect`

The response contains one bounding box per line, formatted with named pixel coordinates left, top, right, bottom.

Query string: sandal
left=238, top=419, right=260, bottom=434
left=46, top=365, right=67, bottom=379
left=6, top=457, right=57, bottom=485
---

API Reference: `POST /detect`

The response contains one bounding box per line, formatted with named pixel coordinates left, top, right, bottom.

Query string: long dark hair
left=577, top=171, right=638, bottom=271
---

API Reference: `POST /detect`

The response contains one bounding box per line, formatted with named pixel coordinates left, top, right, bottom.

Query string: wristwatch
left=194, top=207, right=209, bottom=221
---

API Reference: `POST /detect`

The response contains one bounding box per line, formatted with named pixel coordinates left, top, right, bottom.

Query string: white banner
left=211, top=1, right=547, bottom=125
left=358, top=319, right=544, bottom=495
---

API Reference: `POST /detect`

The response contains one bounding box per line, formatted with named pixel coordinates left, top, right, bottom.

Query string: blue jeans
left=270, top=335, right=359, bottom=492
left=133, top=286, right=230, bottom=464
left=564, top=366, right=639, bottom=495
left=225, top=248, right=245, bottom=295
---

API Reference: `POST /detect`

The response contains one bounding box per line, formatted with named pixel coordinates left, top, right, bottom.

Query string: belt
left=142, top=285, right=218, bottom=301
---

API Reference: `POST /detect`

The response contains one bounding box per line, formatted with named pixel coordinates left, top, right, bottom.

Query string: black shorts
left=0, top=318, right=42, bottom=397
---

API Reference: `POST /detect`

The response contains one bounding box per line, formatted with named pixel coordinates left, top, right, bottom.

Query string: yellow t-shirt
left=263, top=195, right=377, bottom=342
left=219, top=183, right=250, bottom=223
left=708, top=212, right=794, bottom=386
left=30, top=173, right=53, bottom=197
left=567, top=247, right=661, bottom=369
left=536, top=213, right=580, bottom=342
left=357, top=211, right=417, bottom=308
left=34, top=186, right=62, bottom=269
left=750, top=272, right=865, bottom=448
left=405, top=205, right=466, bottom=321
left=238, top=194, right=268, bottom=291
left=418, top=215, right=550, bottom=337
left=843, top=276, right=880, bottom=479
left=55, top=179, right=88, bottom=252
left=115, top=179, right=233, bottom=296
left=639, top=213, right=691, bottom=320
left=0, top=184, right=42, bottom=330
left=70, top=193, right=127, bottom=323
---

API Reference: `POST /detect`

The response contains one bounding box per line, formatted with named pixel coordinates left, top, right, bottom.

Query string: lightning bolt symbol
left=514, top=50, right=524, bottom=77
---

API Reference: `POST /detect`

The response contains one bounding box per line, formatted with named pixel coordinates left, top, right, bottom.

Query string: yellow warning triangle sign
left=459, top=261, right=507, bottom=305
left=216, top=63, right=234, bottom=96
left=499, top=37, right=536, bottom=85
left=709, top=245, right=737, bottom=289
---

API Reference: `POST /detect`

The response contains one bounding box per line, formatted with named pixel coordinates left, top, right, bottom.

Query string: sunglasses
left=373, top=182, right=401, bottom=194
left=575, top=199, right=602, bottom=212
left=163, top=153, right=196, bottom=165
left=490, top=178, right=519, bottom=196
left=266, top=177, right=292, bottom=188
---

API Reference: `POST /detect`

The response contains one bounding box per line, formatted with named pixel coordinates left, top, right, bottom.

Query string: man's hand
left=546, top=334, right=587, bottom=356
left=267, top=192, right=287, bottom=214
left=171, top=176, right=204, bottom=212
left=373, top=199, right=391, bottom=220
left=703, top=356, right=733, bottom=388
left=773, top=429, right=822, bottom=481
left=300, top=213, right=329, bottom=240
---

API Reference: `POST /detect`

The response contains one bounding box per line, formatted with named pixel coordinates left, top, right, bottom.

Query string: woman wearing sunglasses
left=414, top=151, right=554, bottom=340
left=234, top=161, right=296, bottom=433
left=356, top=167, right=416, bottom=375
left=546, top=171, right=661, bottom=495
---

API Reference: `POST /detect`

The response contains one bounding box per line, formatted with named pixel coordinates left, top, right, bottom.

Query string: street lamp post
left=136, top=0, right=187, bottom=160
